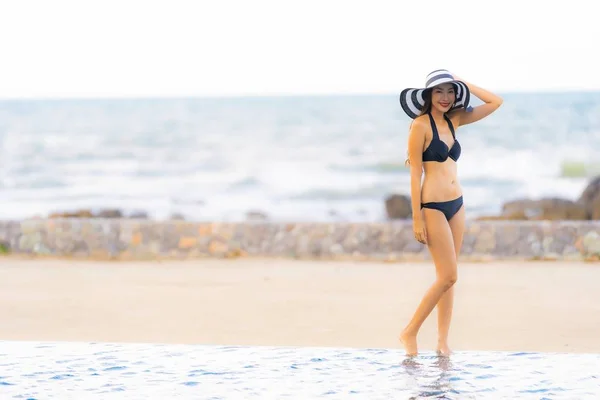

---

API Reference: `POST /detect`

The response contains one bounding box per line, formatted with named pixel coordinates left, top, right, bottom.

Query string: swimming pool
left=1, top=341, right=598, bottom=399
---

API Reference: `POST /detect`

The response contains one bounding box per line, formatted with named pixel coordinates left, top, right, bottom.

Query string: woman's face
left=430, top=83, right=456, bottom=113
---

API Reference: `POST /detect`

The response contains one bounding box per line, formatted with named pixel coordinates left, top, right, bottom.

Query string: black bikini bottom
left=421, top=196, right=464, bottom=221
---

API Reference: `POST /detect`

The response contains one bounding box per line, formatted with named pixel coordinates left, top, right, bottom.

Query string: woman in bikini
left=398, top=69, right=503, bottom=356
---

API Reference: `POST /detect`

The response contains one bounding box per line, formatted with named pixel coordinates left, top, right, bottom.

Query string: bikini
left=420, top=113, right=464, bottom=221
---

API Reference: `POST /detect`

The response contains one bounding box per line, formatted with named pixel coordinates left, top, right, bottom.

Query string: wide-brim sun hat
left=399, top=69, right=471, bottom=119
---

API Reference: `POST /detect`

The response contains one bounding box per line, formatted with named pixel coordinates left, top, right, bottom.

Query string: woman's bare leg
left=435, top=205, right=465, bottom=355
left=400, top=209, right=458, bottom=356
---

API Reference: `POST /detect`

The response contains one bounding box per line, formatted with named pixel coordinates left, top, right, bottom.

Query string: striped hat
left=399, top=69, right=471, bottom=119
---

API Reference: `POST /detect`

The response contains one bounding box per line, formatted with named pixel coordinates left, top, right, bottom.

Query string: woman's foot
left=399, top=329, right=418, bottom=356
left=436, top=342, right=452, bottom=356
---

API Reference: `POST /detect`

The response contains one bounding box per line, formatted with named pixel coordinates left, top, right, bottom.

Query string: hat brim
left=399, top=80, right=471, bottom=119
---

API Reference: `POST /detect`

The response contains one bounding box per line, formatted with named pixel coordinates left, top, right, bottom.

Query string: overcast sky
left=0, top=0, right=598, bottom=99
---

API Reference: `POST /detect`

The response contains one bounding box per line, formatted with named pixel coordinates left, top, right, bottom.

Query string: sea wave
left=1, top=94, right=599, bottom=221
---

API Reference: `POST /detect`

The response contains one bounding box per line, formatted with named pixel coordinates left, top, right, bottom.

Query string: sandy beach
left=1, top=258, right=599, bottom=354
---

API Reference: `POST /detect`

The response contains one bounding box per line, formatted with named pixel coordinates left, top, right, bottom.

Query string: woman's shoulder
left=408, top=115, right=432, bottom=143
left=412, top=114, right=430, bottom=129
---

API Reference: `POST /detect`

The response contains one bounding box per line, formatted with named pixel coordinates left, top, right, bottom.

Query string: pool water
left=1, top=341, right=598, bottom=399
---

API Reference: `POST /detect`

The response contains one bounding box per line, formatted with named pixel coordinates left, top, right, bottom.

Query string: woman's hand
left=451, top=72, right=464, bottom=82
left=449, top=72, right=503, bottom=126
left=413, top=217, right=427, bottom=244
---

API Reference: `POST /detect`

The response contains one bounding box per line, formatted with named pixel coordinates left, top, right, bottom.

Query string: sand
left=1, top=258, right=599, bottom=354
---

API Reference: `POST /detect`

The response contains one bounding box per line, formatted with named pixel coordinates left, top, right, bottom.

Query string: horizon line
left=1, top=88, right=599, bottom=102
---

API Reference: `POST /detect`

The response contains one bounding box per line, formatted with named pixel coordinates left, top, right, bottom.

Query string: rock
left=384, top=194, right=412, bottom=219
left=501, top=197, right=588, bottom=220
left=209, top=239, right=229, bottom=255
left=49, top=209, right=94, bottom=219
left=224, top=248, right=247, bottom=258
left=96, top=209, right=123, bottom=219
left=580, top=231, right=600, bottom=260
left=577, top=176, right=600, bottom=219
left=47, top=208, right=152, bottom=220
left=476, top=209, right=528, bottom=221
left=178, top=237, right=197, bottom=249
left=246, top=210, right=268, bottom=221
left=475, top=215, right=503, bottom=221
left=128, top=211, right=149, bottom=219
left=591, top=195, right=600, bottom=220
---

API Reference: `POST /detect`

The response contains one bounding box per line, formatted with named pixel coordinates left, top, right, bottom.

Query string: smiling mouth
left=439, top=103, right=450, bottom=107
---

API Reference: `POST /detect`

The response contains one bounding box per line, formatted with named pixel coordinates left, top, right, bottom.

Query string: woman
left=398, top=69, right=503, bottom=356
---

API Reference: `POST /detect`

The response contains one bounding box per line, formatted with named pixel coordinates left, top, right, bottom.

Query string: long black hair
left=404, top=89, right=432, bottom=167
left=417, top=89, right=433, bottom=117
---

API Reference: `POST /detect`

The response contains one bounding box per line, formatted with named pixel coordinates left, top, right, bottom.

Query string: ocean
left=1, top=92, right=599, bottom=222
left=1, top=341, right=599, bottom=399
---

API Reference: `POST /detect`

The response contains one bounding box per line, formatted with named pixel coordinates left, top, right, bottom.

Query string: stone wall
left=0, top=218, right=599, bottom=262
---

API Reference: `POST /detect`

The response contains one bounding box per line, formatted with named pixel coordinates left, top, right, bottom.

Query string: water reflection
left=402, top=355, right=460, bottom=399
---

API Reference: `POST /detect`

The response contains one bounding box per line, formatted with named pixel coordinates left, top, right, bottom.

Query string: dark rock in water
left=128, top=211, right=149, bottom=219
left=591, top=196, right=600, bottom=220
left=170, top=213, right=186, bottom=220
left=48, top=209, right=139, bottom=219
left=246, top=210, right=268, bottom=221
left=96, top=209, right=123, bottom=219
left=577, top=175, right=600, bottom=219
left=501, top=199, right=537, bottom=219
left=501, top=197, right=588, bottom=220
left=384, top=194, right=412, bottom=219
left=49, top=209, right=94, bottom=219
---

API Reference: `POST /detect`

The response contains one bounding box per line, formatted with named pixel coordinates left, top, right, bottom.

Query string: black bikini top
left=422, top=113, right=461, bottom=163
